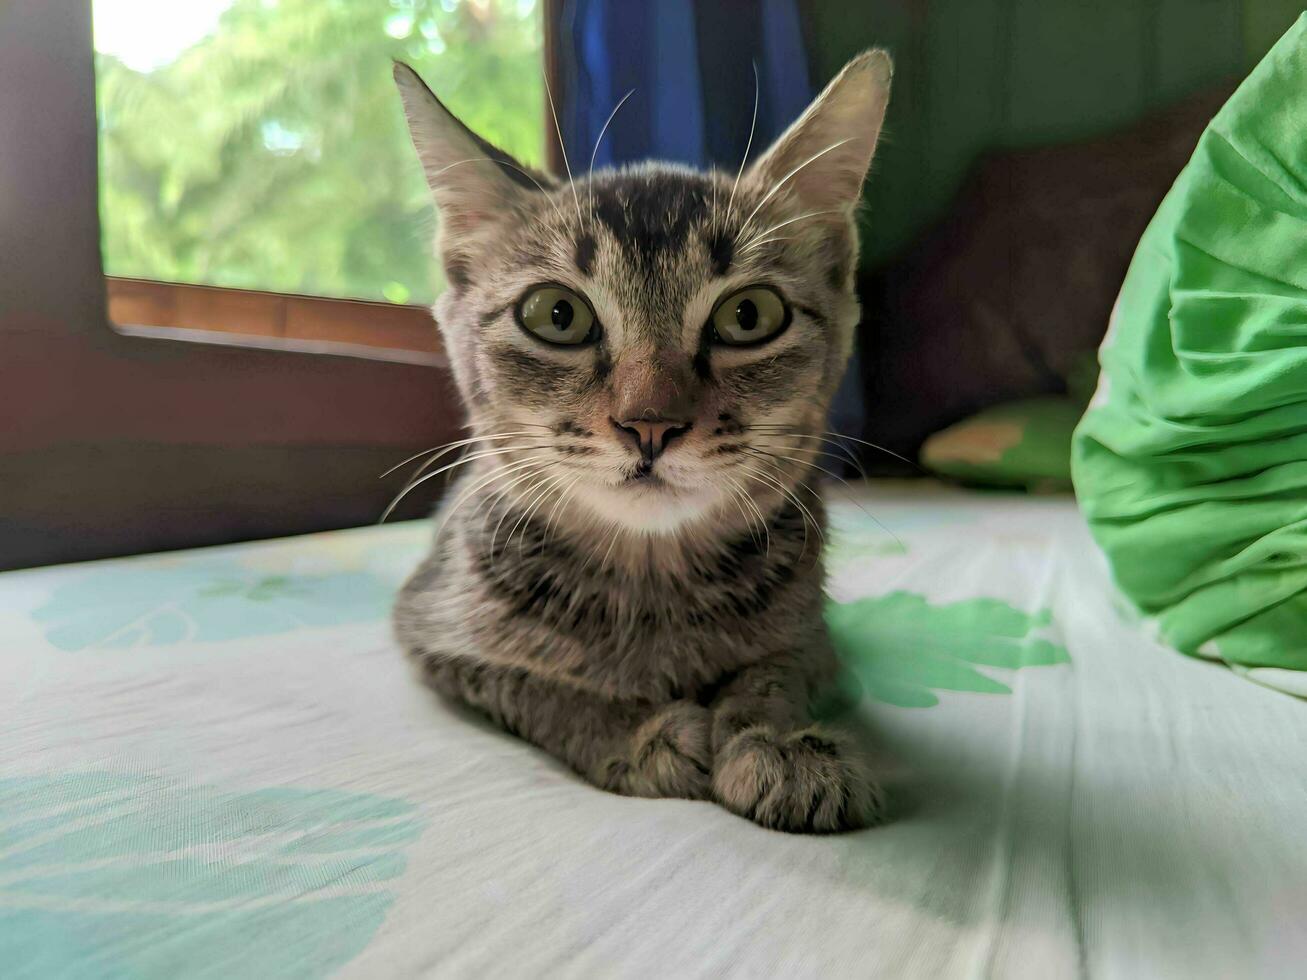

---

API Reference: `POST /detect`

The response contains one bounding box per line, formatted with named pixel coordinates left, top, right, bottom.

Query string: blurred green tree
left=96, top=0, right=543, bottom=306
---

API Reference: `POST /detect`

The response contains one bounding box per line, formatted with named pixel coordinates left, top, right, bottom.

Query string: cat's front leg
left=709, top=653, right=883, bottom=833
left=419, top=656, right=712, bottom=801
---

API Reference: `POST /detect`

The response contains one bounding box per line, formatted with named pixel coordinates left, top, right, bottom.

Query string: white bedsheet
left=3, top=482, right=1306, bottom=979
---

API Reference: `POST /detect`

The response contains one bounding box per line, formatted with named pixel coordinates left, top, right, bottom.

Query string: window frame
left=106, top=278, right=443, bottom=366
left=0, top=0, right=569, bottom=569
left=90, top=0, right=562, bottom=362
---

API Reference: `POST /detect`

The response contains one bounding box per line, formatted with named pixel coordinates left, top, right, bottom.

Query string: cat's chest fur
left=393, top=479, right=829, bottom=703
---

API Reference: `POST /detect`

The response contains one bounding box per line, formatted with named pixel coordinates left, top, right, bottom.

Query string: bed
left=3, top=481, right=1305, bottom=978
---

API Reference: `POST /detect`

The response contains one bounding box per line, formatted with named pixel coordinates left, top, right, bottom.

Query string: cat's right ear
left=742, top=50, right=891, bottom=222
left=393, top=62, right=549, bottom=237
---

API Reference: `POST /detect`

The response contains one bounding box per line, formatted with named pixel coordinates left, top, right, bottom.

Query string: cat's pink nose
left=612, top=416, right=691, bottom=466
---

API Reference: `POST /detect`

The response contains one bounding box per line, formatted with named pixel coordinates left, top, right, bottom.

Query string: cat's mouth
left=622, top=454, right=670, bottom=486
left=590, top=464, right=720, bottom=532
left=624, top=468, right=667, bottom=487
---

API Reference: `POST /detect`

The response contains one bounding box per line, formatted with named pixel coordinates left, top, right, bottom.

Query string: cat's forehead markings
left=706, top=230, right=734, bottom=277
left=574, top=233, right=597, bottom=276
left=588, top=171, right=716, bottom=271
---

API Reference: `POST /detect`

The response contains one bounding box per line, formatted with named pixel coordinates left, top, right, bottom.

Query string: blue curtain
left=556, top=0, right=866, bottom=444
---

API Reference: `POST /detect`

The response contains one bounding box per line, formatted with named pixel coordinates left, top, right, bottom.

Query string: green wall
left=803, top=0, right=1305, bottom=267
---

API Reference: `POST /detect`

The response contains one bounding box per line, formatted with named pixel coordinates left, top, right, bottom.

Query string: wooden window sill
left=106, top=277, right=444, bottom=366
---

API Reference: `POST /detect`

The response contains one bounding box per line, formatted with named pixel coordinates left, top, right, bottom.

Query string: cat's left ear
left=393, top=62, right=549, bottom=237
left=744, top=49, right=892, bottom=218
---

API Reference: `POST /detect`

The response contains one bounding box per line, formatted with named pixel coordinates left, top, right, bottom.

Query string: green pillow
left=921, top=397, right=1081, bottom=492
left=1073, top=15, right=1307, bottom=686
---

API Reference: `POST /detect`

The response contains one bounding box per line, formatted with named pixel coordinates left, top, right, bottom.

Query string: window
left=93, top=0, right=545, bottom=354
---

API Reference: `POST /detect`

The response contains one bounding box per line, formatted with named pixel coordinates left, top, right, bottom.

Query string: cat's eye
left=711, top=287, right=789, bottom=346
left=516, top=285, right=598, bottom=346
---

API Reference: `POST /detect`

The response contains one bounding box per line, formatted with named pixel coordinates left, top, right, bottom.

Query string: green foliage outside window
left=95, top=0, right=544, bottom=307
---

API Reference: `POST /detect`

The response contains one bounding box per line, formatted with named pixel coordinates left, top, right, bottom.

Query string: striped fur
left=393, top=51, right=892, bottom=832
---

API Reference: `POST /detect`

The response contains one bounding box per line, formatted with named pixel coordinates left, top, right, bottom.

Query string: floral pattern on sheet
left=0, top=772, right=425, bottom=979
left=31, top=559, right=396, bottom=651
left=825, top=591, right=1069, bottom=708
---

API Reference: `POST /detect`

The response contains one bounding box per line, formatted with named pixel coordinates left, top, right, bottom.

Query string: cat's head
left=395, top=53, right=891, bottom=534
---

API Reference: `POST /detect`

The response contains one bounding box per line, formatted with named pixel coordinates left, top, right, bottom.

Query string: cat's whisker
left=721, top=480, right=763, bottom=556
left=735, top=462, right=823, bottom=559
left=475, top=451, right=556, bottom=521
left=432, top=463, right=514, bottom=547
left=728, top=482, right=764, bottom=553
left=745, top=445, right=831, bottom=476
left=751, top=432, right=869, bottom=480
left=511, top=468, right=570, bottom=557
left=722, top=474, right=769, bottom=556
left=813, top=430, right=921, bottom=471
left=598, top=519, right=625, bottom=574
left=710, top=168, right=720, bottom=237
left=736, top=209, right=841, bottom=253
left=489, top=466, right=557, bottom=566
left=754, top=439, right=868, bottom=482
left=384, top=441, right=547, bottom=509
left=739, top=481, right=773, bottom=558
left=434, top=456, right=551, bottom=545
left=744, top=426, right=858, bottom=457
left=587, top=89, right=635, bottom=220
left=543, top=70, right=584, bottom=231
left=486, top=469, right=548, bottom=554
left=723, top=61, right=760, bottom=237
left=746, top=447, right=903, bottom=551
left=735, top=466, right=807, bottom=559
left=426, top=157, right=569, bottom=228
left=750, top=424, right=917, bottom=470
left=427, top=157, right=553, bottom=197
left=412, top=441, right=485, bottom=487
left=575, top=489, right=632, bottom=574
left=380, top=431, right=550, bottom=480
left=734, top=236, right=791, bottom=255
left=473, top=464, right=542, bottom=534
left=543, top=473, right=584, bottom=549
left=745, top=425, right=911, bottom=473
left=382, top=445, right=544, bottom=524
left=512, top=471, right=566, bottom=556
left=736, top=138, right=855, bottom=240
left=740, top=454, right=833, bottom=548
left=464, top=420, right=556, bottom=432
left=382, top=446, right=451, bottom=481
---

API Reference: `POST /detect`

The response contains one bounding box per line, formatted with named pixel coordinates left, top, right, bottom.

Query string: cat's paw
left=712, top=725, right=883, bottom=833
left=601, top=702, right=712, bottom=800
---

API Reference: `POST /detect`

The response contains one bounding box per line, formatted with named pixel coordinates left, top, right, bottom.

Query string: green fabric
left=1072, top=15, right=1307, bottom=674
left=921, top=397, right=1081, bottom=492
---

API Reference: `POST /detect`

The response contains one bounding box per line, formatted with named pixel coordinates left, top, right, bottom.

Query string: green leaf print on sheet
left=0, top=772, right=425, bottom=979
left=825, top=591, right=1069, bottom=708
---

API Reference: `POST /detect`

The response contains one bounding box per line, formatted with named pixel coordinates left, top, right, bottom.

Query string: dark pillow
left=857, top=86, right=1232, bottom=474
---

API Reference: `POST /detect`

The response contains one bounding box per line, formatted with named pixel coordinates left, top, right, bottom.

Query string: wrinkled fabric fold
left=1074, top=14, right=1307, bottom=683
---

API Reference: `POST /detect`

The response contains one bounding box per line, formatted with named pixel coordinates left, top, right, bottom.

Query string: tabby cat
left=392, top=50, right=892, bottom=833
